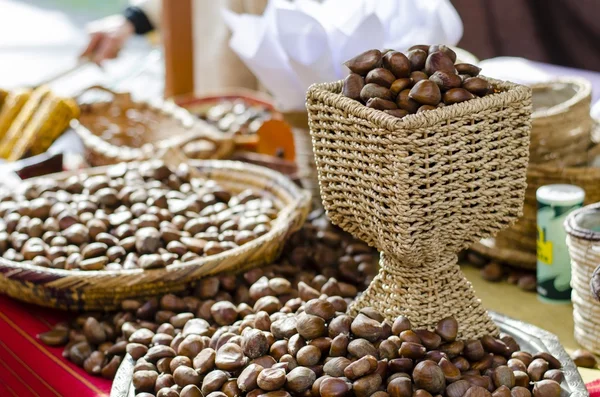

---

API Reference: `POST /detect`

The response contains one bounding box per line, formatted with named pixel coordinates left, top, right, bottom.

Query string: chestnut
left=407, top=49, right=427, bottom=71
left=443, top=88, right=475, bottom=105
left=455, top=63, right=481, bottom=76
left=429, top=71, right=462, bottom=91
left=429, top=44, right=457, bottom=63
left=408, top=80, right=441, bottom=106
left=366, top=68, right=396, bottom=88
left=366, top=98, right=398, bottom=111
left=396, top=89, right=420, bottom=114
left=344, top=49, right=382, bottom=75
left=385, top=109, right=409, bottom=119
left=360, top=83, right=394, bottom=102
left=462, top=77, right=492, bottom=96
left=342, top=73, right=365, bottom=101
left=390, top=78, right=413, bottom=96
left=424, top=51, right=456, bottom=76
left=383, top=51, right=411, bottom=78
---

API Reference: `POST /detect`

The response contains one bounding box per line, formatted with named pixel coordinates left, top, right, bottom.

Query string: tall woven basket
left=307, top=78, right=532, bottom=339
left=565, top=204, right=600, bottom=354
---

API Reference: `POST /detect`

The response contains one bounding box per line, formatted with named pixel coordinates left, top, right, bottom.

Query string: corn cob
left=0, top=89, right=31, bottom=141
left=0, top=89, right=8, bottom=110
left=0, top=86, right=51, bottom=158
left=6, top=94, right=80, bottom=161
left=28, top=96, right=79, bottom=156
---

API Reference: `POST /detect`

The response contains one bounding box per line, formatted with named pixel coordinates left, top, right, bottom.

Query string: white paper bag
left=223, top=0, right=464, bottom=111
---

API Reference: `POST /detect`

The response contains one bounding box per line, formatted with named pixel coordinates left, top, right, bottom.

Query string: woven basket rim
left=527, top=120, right=600, bottom=173
left=72, top=119, right=232, bottom=158
left=173, top=88, right=278, bottom=111
left=530, top=77, right=592, bottom=119
left=73, top=88, right=234, bottom=162
left=306, top=76, right=531, bottom=133
left=565, top=202, right=600, bottom=241
left=0, top=160, right=311, bottom=279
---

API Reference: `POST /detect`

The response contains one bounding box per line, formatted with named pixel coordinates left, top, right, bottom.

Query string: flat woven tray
left=0, top=160, right=311, bottom=311
left=110, top=311, right=589, bottom=397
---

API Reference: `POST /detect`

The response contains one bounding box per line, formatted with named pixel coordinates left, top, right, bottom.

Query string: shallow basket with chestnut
left=341, top=45, right=494, bottom=118
left=0, top=159, right=311, bottom=311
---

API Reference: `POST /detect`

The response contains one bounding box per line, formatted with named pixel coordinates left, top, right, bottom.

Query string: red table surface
left=1, top=293, right=599, bottom=397
left=590, top=379, right=600, bottom=397
left=0, top=294, right=111, bottom=397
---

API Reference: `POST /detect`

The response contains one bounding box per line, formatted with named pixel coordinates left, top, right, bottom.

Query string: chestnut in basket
left=342, top=45, right=493, bottom=119
left=201, top=99, right=274, bottom=136
left=0, top=161, right=277, bottom=271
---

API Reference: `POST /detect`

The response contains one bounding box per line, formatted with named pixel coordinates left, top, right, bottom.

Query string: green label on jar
left=536, top=201, right=582, bottom=302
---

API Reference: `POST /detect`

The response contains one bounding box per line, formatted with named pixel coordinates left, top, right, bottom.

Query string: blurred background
left=453, top=0, right=600, bottom=72
left=0, top=0, right=163, bottom=97
left=2, top=0, right=599, bottom=94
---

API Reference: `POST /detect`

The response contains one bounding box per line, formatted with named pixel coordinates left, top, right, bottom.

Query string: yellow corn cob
left=28, top=96, right=79, bottom=156
left=0, top=89, right=31, bottom=141
left=0, top=89, right=7, bottom=110
left=0, top=86, right=51, bottom=158
left=6, top=94, right=80, bottom=161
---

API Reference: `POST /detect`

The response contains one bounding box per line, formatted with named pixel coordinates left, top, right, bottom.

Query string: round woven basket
left=73, top=86, right=235, bottom=166
left=470, top=78, right=599, bottom=270
left=565, top=203, right=600, bottom=354
left=0, top=160, right=311, bottom=311
left=174, top=88, right=283, bottom=152
left=529, top=78, right=593, bottom=165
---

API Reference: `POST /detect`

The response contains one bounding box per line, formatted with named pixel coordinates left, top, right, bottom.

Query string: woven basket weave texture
left=306, top=78, right=532, bottom=338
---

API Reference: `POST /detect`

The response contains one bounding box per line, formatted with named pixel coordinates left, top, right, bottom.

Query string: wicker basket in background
left=0, top=160, right=311, bottom=311
left=471, top=78, right=599, bottom=270
left=174, top=88, right=284, bottom=152
left=529, top=78, right=593, bottom=165
left=307, top=77, right=532, bottom=339
left=73, top=86, right=235, bottom=166
left=565, top=204, right=600, bottom=354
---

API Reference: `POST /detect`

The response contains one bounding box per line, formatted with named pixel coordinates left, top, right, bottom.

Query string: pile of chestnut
left=341, top=45, right=493, bottom=118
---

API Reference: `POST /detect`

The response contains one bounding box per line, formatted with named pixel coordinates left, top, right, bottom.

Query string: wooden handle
left=162, top=0, right=195, bottom=98
left=34, top=59, right=91, bottom=88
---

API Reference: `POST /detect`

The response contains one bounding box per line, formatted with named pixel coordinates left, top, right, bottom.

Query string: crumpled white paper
left=223, top=0, right=463, bottom=111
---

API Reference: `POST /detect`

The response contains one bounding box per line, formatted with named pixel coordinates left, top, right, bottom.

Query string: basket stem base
left=349, top=252, right=499, bottom=339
